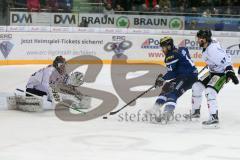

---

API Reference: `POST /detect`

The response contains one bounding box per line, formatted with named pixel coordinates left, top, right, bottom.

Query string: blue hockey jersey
left=162, top=47, right=198, bottom=80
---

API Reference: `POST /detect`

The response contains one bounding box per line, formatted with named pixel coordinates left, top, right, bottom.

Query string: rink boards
left=0, top=27, right=239, bottom=67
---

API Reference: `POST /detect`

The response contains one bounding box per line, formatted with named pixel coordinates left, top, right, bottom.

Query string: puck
left=103, top=116, right=108, bottom=119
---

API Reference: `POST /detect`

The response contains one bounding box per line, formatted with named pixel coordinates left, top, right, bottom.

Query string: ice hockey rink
left=0, top=64, right=240, bottom=160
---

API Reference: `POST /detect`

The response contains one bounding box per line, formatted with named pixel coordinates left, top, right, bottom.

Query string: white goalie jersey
left=202, top=39, right=232, bottom=73
left=26, top=65, right=69, bottom=98
left=49, top=68, right=69, bottom=86
left=26, top=65, right=54, bottom=95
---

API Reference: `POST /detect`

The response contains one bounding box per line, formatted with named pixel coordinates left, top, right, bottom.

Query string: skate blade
left=183, top=114, right=200, bottom=119
left=202, top=123, right=220, bottom=129
left=183, top=115, right=200, bottom=122
left=149, top=117, right=162, bottom=124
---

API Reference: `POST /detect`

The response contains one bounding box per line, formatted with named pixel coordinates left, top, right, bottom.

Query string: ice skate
left=183, top=109, right=200, bottom=119
left=202, top=113, right=219, bottom=129
left=145, top=104, right=162, bottom=123
left=159, top=110, right=174, bottom=124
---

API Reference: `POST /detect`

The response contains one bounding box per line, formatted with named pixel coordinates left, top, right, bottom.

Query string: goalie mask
left=53, top=56, right=66, bottom=75
left=67, top=72, right=84, bottom=87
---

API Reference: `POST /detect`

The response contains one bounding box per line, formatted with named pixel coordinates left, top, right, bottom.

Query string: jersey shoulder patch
left=165, top=55, right=175, bottom=62
left=165, top=49, right=178, bottom=62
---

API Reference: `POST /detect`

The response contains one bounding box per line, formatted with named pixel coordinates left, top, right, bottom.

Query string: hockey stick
left=16, top=88, right=86, bottom=114
left=16, top=88, right=49, bottom=100
left=108, top=66, right=208, bottom=116
left=198, top=65, right=208, bottom=75
left=109, top=85, right=156, bottom=115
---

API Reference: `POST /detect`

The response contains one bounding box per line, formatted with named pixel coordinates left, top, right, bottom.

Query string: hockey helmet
left=53, top=56, right=66, bottom=68
left=53, top=56, right=66, bottom=74
left=160, top=36, right=174, bottom=48
left=196, top=30, right=212, bottom=42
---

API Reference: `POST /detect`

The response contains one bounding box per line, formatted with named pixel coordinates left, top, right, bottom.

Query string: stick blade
left=109, top=110, right=119, bottom=115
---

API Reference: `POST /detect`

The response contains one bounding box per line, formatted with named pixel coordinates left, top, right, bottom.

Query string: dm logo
left=169, top=18, right=183, bottom=30
left=116, top=16, right=130, bottom=28
left=0, top=41, right=14, bottom=59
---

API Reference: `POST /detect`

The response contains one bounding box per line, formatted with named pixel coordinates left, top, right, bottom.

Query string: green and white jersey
left=202, top=38, right=232, bottom=73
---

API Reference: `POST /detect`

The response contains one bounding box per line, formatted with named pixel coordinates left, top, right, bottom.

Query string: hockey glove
left=155, top=74, right=165, bottom=87
left=225, top=66, right=239, bottom=85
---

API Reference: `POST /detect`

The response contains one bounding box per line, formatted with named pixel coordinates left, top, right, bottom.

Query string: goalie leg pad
left=7, top=95, right=43, bottom=112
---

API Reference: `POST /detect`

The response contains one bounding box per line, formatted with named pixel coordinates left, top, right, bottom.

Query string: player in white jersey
left=189, top=30, right=239, bottom=128
left=26, top=56, right=67, bottom=97
left=23, top=56, right=87, bottom=112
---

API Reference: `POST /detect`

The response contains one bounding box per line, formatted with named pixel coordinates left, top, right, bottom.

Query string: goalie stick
left=16, top=88, right=86, bottom=114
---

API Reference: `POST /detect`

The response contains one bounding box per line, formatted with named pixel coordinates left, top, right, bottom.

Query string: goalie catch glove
left=155, top=74, right=165, bottom=87
left=67, top=72, right=84, bottom=87
left=225, top=66, right=239, bottom=85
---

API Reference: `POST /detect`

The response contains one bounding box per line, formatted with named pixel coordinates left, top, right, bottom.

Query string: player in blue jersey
left=147, top=36, right=198, bottom=123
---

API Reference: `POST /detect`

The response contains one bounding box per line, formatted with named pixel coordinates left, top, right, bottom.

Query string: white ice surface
left=0, top=65, right=240, bottom=160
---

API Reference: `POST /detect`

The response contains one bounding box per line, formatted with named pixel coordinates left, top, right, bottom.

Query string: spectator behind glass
left=46, top=0, right=59, bottom=12
left=176, top=0, right=188, bottom=10
left=132, top=0, right=145, bottom=11
left=103, top=0, right=113, bottom=5
left=103, top=2, right=114, bottom=14
left=199, top=0, right=209, bottom=12
left=145, top=0, right=158, bottom=11
left=152, top=4, right=160, bottom=13
left=202, top=8, right=211, bottom=17
left=189, top=20, right=197, bottom=30
left=113, top=0, right=131, bottom=11
left=212, top=8, right=219, bottom=17
left=141, top=3, right=150, bottom=12
left=114, top=3, right=124, bottom=14
left=178, top=5, right=184, bottom=13
left=58, top=0, right=73, bottom=12
left=27, top=0, right=40, bottom=11
left=15, top=0, right=27, bottom=8
left=40, top=0, right=46, bottom=9
left=130, top=5, right=138, bottom=14
left=159, top=0, right=171, bottom=11
left=161, top=5, right=170, bottom=14
left=191, top=7, right=197, bottom=13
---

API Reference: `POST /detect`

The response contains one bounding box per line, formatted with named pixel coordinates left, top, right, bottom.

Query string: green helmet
left=160, top=36, right=174, bottom=48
